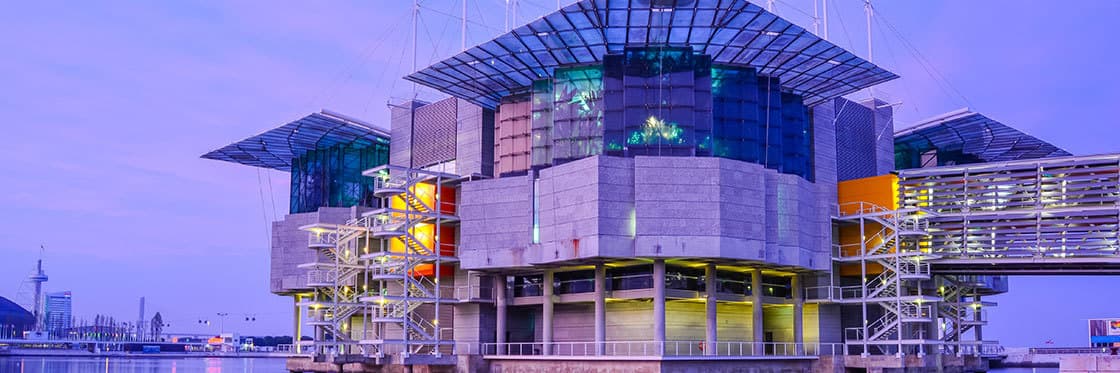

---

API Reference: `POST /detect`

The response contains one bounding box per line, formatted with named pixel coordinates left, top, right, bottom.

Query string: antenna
left=767, top=0, right=775, bottom=12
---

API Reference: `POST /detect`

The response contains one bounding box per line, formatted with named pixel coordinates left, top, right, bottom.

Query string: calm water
left=0, top=356, right=288, bottom=373
left=0, top=356, right=1063, bottom=373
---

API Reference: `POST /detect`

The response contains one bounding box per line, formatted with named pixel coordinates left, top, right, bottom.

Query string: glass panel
left=289, top=143, right=389, bottom=214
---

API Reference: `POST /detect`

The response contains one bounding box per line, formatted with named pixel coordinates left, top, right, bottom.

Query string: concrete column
left=653, top=260, right=666, bottom=347
left=792, top=274, right=804, bottom=355
left=542, top=270, right=554, bottom=355
left=594, top=263, right=606, bottom=355
left=751, top=268, right=764, bottom=355
left=705, top=263, right=717, bottom=355
left=495, top=275, right=508, bottom=352
left=293, top=294, right=302, bottom=354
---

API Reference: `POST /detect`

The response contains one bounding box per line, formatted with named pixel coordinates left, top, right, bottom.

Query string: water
left=0, top=356, right=288, bottom=373
left=0, top=357, right=1063, bottom=373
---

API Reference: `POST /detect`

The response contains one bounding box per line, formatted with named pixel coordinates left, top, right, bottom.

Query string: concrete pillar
left=594, top=263, right=606, bottom=355
left=495, top=275, right=508, bottom=353
left=705, top=263, right=717, bottom=355
left=653, top=260, right=666, bottom=348
left=792, top=274, right=804, bottom=355
left=542, top=270, right=554, bottom=355
left=751, top=268, right=764, bottom=355
left=293, top=294, right=302, bottom=354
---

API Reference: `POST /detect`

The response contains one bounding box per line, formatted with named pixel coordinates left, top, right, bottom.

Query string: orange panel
left=837, top=174, right=899, bottom=277
left=837, top=174, right=899, bottom=214
left=388, top=183, right=457, bottom=215
left=410, top=263, right=455, bottom=278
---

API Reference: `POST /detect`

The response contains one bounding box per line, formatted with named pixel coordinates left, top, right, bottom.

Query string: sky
left=1, top=0, right=1118, bottom=344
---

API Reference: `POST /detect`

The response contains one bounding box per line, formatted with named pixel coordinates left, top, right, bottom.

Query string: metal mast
left=411, top=0, right=419, bottom=97
left=813, top=0, right=820, bottom=35
left=822, top=0, right=829, bottom=40
left=864, top=0, right=875, bottom=97
left=461, top=0, right=467, bottom=51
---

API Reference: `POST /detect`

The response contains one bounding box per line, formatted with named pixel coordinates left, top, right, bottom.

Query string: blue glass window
left=289, top=143, right=389, bottom=214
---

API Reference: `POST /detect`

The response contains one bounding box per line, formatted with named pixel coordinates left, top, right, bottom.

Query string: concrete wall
left=270, top=207, right=354, bottom=294
left=458, top=175, right=533, bottom=269
left=456, top=98, right=495, bottom=177
left=459, top=155, right=833, bottom=271
left=537, top=156, right=634, bottom=263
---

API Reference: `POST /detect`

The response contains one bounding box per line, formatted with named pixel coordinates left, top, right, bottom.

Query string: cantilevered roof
left=895, top=108, right=1071, bottom=165
left=201, top=110, right=389, bottom=171
left=406, top=0, right=897, bottom=109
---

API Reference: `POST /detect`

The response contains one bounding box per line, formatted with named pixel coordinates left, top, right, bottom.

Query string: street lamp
left=216, top=312, right=229, bottom=335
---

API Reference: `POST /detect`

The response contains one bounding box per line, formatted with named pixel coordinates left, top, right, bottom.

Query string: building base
left=485, top=356, right=817, bottom=373
left=840, top=354, right=989, bottom=373
left=286, top=356, right=456, bottom=373
left=1059, top=355, right=1120, bottom=372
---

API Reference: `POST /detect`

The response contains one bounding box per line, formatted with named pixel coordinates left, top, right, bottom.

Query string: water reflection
left=0, top=356, right=286, bottom=373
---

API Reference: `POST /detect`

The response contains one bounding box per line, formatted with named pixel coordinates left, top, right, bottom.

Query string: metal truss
left=835, top=202, right=939, bottom=356
left=297, top=164, right=461, bottom=364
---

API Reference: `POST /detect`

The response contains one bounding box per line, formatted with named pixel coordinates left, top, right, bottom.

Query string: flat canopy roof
left=201, top=110, right=389, bottom=171
left=895, top=108, right=1071, bottom=164
left=406, top=0, right=897, bottom=109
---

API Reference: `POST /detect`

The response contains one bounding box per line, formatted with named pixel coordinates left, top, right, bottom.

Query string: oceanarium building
left=204, top=1, right=1120, bottom=371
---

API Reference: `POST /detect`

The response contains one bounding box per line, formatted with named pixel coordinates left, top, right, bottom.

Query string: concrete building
left=202, top=1, right=1120, bottom=372
left=44, top=291, right=71, bottom=338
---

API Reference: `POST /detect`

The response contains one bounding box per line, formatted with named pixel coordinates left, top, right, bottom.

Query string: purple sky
left=1, top=1, right=1118, bottom=344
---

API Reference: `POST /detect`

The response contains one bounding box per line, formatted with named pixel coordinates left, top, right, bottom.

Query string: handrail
left=480, top=341, right=844, bottom=357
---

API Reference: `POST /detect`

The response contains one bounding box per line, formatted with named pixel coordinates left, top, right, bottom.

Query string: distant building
left=44, top=291, right=72, bottom=337
left=0, top=296, right=34, bottom=338
left=1088, top=318, right=1120, bottom=347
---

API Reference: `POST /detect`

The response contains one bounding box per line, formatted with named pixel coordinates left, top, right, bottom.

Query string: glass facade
left=289, top=142, right=390, bottom=214
left=518, top=47, right=814, bottom=181
left=603, top=47, right=712, bottom=157
left=550, top=66, right=605, bottom=165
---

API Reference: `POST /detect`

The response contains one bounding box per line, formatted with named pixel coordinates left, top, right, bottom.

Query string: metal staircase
left=299, top=219, right=372, bottom=356
left=937, top=275, right=989, bottom=354
left=836, top=202, right=939, bottom=356
left=355, top=165, right=459, bottom=362
left=295, top=165, right=461, bottom=363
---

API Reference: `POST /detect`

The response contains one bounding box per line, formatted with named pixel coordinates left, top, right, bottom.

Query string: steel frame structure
left=298, top=164, right=461, bottom=364
left=833, top=201, right=939, bottom=356
left=898, top=154, right=1120, bottom=272
left=405, top=0, right=897, bottom=109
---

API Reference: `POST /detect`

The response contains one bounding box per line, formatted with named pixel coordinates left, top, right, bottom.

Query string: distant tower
left=29, top=258, right=48, bottom=332
left=136, top=297, right=146, bottom=340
